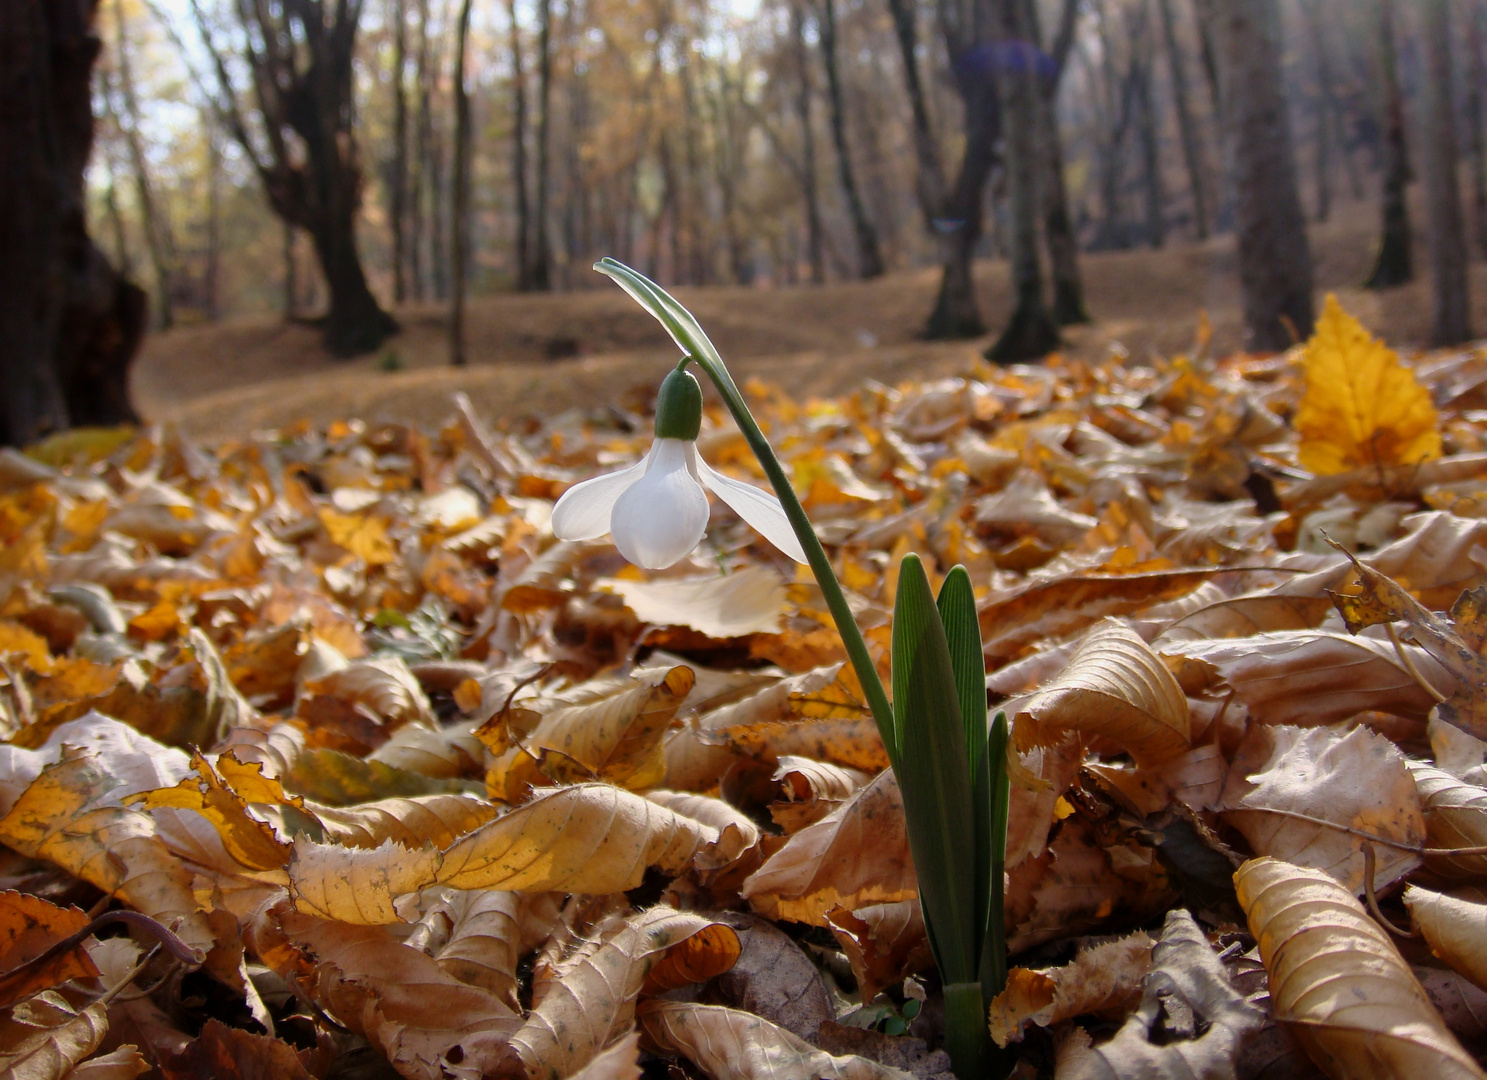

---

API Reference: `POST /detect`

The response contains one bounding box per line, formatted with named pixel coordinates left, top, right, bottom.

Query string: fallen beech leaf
left=1169, top=630, right=1449, bottom=728
left=0, top=746, right=214, bottom=958
left=415, top=887, right=526, bottom=1009
left=769, top=755, right=871, bottom=832
left=1329, top=549, right=1487, bottom=739
left=1409, top=763, right=1487, bottom=882
left=488, top=666, right=693, bottom=799
left=159, top=1018, right=315, bottom=1080
left=706, top=912, right=835, bottom=1041
left=1404, top=886, right=1487, bottom=993
left=1415, top=965, right=1487, bottom=1049
left=566, top=1030, right=641, bottom=1080
left=1055, top=909, right=1262, bottom=1080
left=0, top=991, right=109, bottom=1080
left=825, top=902, right=931, bottom=1004
left=496, top=907, right=739, bottom=1080
left=67, top=1045, right=149, bottom=1079
left=987, top=930, right=1154, bottom=1047
left=0, top=892, right=98, bottom=1008
left=317, top=507, right=396, bottom=566
left=1295, top=295, right=1442, bottom=476
left=1220, top=724, right=1425, bottom=893
left=639, top=1000, right=913, bottom=1080
left=288, top=784, right=723, bottom=921
left=741, top=769, right=915, bottom=925
left=128, top=751, right=290, bottom=872
left=601, top=566, right=787, bottom=638
left=1235, top=856, right=1486, bottom=1079
left=1011, top=619, right=1190, bottom=767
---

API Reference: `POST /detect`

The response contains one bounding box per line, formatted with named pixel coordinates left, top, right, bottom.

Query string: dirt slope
left=133, top=197, right=1487, bottom=439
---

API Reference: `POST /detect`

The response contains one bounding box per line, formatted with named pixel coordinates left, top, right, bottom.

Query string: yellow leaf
left=0, top=621, right=53, bottom=674
left=1295, top=294, right=1441, bottom=476
left=1404, top=885, right=1487, bottom=994
left=317, top=507, right=396, bottom=566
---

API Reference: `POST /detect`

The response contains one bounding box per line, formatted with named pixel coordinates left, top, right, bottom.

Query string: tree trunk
left=819, top=0, right=885, bottom=278
left=1201, top=0, right=1314, bottom=350
left=1030, top=0, right=1088, bottom=324
left=1365, top=0, right=1412, bottom=289
left=391, top=0, right=408, bottom=304
left=1301, top=0, right=1332, bottom=222
left=987, top=0, right=1060, bottom=362
left=112, top=0, right=174, bottom=329
left=0, top=0, right=144, bottom=446
left=450, top=0, right=473, bottom=366
left=411, top=0, right=433, bottom=300
left=507, top=0, right=531, bottom=289
left=884, top=0, right=944, bottom=232
left=283, top=222, right=296, bottom=318
left=1132, top=3, right=1166, bottom=249
left=791, top=2, right=826, bottom=285
left=1468, top=0, right=1487, bottom=259
left=205, top=109, right=220, bottom=321
left=1419, top=0, right=1471, bottom=346
left=1157, top=0, right=1209, bottom=238
left=925, top=72, right=997, bottom=341
left=530, top=0, right=554, bottom=290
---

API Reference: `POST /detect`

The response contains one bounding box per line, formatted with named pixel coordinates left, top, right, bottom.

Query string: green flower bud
left=653, top=366, right=703, bottom=440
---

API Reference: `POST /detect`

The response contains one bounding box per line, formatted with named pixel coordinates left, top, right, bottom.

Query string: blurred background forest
left=4, top=0, right=1485, bottom=442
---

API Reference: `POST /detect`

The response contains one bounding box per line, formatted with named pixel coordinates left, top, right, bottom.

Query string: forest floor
left=133, top=195, right=1487, bottom=439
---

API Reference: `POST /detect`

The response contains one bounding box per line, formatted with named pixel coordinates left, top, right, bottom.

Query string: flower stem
left=594, top=258, right=896, bottom=757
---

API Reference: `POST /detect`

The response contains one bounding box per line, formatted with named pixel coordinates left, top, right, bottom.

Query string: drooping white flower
left=551, top=369, right=807, bottom=569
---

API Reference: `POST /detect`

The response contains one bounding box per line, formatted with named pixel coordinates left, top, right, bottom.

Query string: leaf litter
left=2, top=298, right=1487, bottom=1077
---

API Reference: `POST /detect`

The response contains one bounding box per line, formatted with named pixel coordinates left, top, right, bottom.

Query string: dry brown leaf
left=741, top=769, right=915, bottom=925
left=1011, top=619, right=1190, bottom=767
left=487, top=665, right=693, bottom=798
left=1219, top=724, right=1425, bottom=892
left=127, top=751, right=291, bottom=873
left=825, top=901, right=931, bottom=1005
left=159, top=1018, right=315, bottom=1080
left=494, top=907, right=739, bottom=1080
left=0, top=991, right=109, bottom=1080
left=288, top=783, right=724, bottom=921
left=705, top=912, right=835, bottom=1042
left=0, top=892, right=98, bottom=1008
left=415, top=886, right=525, bottom=1009
left=0, top=746, right=215, bottom=959
left=987, top=930, right=1154, bottom=1047
left=1054, top=909, right=1262, bottom=1080
left=67, top=1046, right=149, bottom=1080
left=769, top=755, right=871, bottom=832
left=601, top=566, right=787, bottom=638
left=566, top=1030, right=641, bottom=1080
left=639, top=1000, right=913, bottom=1080
left=1409, top=763, right=1487, bottom=883
left=1405, top=886, right=1487, bottom=994
left=1236, top=856, right=1487, bottom=1079
left=1169, top=630, right=1449, bottom=728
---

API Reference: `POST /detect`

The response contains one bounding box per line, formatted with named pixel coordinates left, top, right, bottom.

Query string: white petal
left=551, top=451, right=652, bottom=541
left=697, top=458, right=808, bottom=563
left=610, top=439, right=711, bottom=569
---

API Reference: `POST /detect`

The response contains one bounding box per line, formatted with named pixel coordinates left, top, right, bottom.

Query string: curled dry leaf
left=987, top=930, right=1154, bottom=1048
left=769, top=755, right=870, bottom=833
left=741, top=769, right=915, bottom=925
left=565, top=1030, right=641, bottom=1080
left=0, top=991, right=110, bottom=1080
left=639, top=1000, right=914, bottom=1080
left=1404, top=886, right=1487, bottom=994
left=1219, top=724, right=1425, bottom=893
left=289, top=783, right=727, bottom=922
left=0, top=746, right=215, bottom=958
left=159, top=1018, right=315, bottom=1080
left=825, top=901, right=931, bottom=1004
left=1054, top=909, right=1262, bottom=1080
left=487, top=665, right=693, bottom=799
left=1408, top=763, right=1487, bottom=883
left=1235, top=856, right=1487, bottom=1080
left=495, top=907, right=739, bottom=1080
left=705, top=912, right=835, bottom=1042
left=1010, top=618, right=1190, bottom=767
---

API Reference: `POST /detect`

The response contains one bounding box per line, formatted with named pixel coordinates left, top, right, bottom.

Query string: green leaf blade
left=893, top=553, right=978, bottom=986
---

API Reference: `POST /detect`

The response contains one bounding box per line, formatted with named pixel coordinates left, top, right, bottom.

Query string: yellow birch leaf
left=1295, top=295, right=1442, bottom=476
left=1235, top=856, right=1486, bottom=1080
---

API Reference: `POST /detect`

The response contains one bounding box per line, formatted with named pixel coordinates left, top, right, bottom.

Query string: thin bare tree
left=450, top=0, right=474, bottom=365
left=818, top=0, right=885, bottom=278
left=1365, top=0, right=1412, bottom=288
left=1418, top=0, right=1471, bottom=345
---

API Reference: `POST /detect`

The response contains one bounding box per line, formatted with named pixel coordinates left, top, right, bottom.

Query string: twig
left=96, top=945, right=163, bottom=1008
left=1361, top=842, right=1417, bottom=938
left=1251, top=806, right=1487, bottom=857
left=1386, top=622, right=1448, bottom=704
left=0, top=909, right=203, bottom=1005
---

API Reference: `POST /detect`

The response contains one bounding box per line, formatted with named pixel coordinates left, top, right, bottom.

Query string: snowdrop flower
left=552, top=366, right=807, bottom=569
